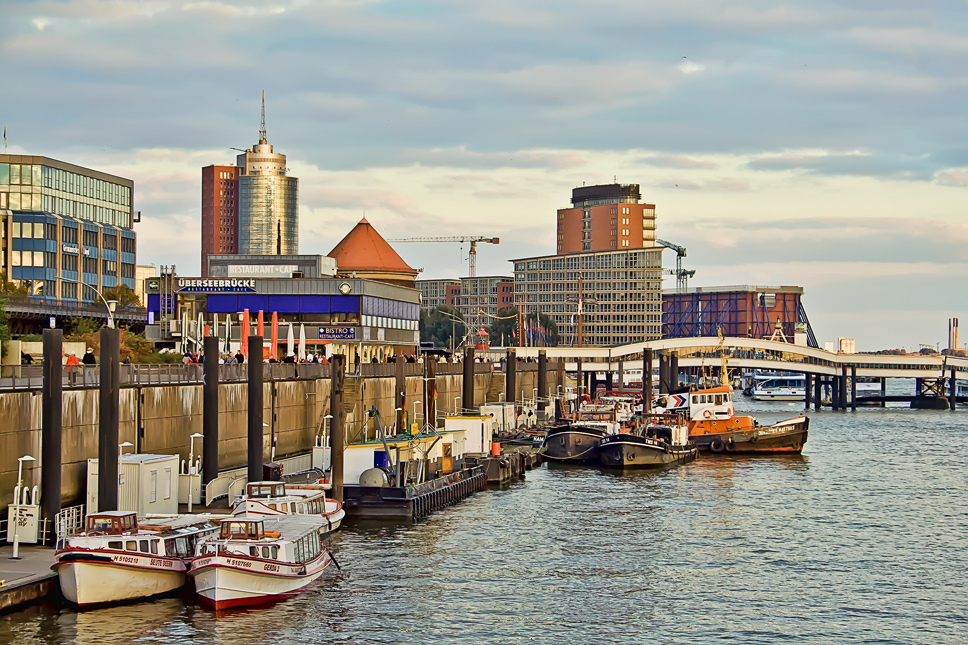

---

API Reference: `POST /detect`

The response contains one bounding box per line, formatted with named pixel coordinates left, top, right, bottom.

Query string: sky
left=1, top=0, right=966, bottom=351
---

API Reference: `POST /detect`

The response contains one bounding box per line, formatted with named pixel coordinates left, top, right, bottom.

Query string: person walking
left=66, top=352, right=80, bottom=386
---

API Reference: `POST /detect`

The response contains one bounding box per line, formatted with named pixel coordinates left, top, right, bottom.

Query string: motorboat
left=598, top=413, right=698, bottom=469
left=748, top=371, right=806, bottom=401
left=52, top=511, right=220, bottom=606
left=231, top=481, right=344, bottom=534
left=189, top=514, right=334, bottom=610
left=661, top=385, right=809, bottom=454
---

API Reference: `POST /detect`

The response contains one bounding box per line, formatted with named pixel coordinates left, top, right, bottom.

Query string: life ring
left=727, top=407, right=733, bottom=416
left=709, top=439, right=725, bottom=453
left=703, top=410, right=712, bottom=419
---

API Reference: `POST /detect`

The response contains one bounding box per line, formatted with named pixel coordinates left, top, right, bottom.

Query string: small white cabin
left=87, top=454, right=180, bottom=517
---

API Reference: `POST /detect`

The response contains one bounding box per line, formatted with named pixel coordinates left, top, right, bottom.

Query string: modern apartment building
left=200, top=164, right=239, bottom=275
left=0, top=154, right=137, bottom=300
left=417, top=278, right=460, bottom=309
left=556, top=183, right=656, bottom=254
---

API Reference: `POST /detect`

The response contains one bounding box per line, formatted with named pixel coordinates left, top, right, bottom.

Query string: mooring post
left=880, top=377, right=887, bottom=408
left=506, top=349, right=516, bottom=405
left=814, top=375, right=822, bottom=411
left=850, top=366, right=857, bottom=411
left=537, top=350, right=547, bottom=415
left=42, top=329, right=63, bottom=530
left=950, top=368, right=957, bottom=411
left=617, top=359, right=624, bottom=393
left=659, top=353, right=669, bottom=394
left=669, top=353, right=679, bottom=389
left=427, top=357, right=437, bottom=427
left=804, top=373, right=812, bottom=410
left=330, top=354, right=345, bottom=502
left=97, top=327, right=121, bottom=511
left=247, top=335, right=264, bottom=483
left=576, top=359, right=583, bottom=402
left=395, top=355, right=406, bottom=426
left=202, top=335, right=220, bottom=490
left=643, top=349, right=653, bottom=415
left=831, top=376, right=840, bottom=411
left=556, top=358, right=565, bottom=415
left=463, top=347, right=475, bottom=411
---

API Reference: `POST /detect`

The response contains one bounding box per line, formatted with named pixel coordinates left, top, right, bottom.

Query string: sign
left=62, top=244, right=91, bottom=256
left=176, top=278, right=256, bottom=294
left=362, top=327, right=371, bottom=341
left=666, top=394, right=689, bottom=409
left=318, top=326, right=356, bottom=340
left=377, top=328, right=385, bottom=341
left=6, top=504, right=39, bottom=544
left=227, top=265, right=299, bottom=278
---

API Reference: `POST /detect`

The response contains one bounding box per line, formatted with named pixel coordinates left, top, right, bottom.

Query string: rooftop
left=328, top=217, right=417, bottom=276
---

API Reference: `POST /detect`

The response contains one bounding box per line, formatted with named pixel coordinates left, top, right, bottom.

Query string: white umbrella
left=197, top=312, right=205, bottom=347
left=298, top=323, right=307, bottom=361
left=181, top=312, right=189, bottom=353
left=287, top=323, right=295, bottom=358
left=224, top=316, right=232, bottom=354
left=213, top=313, right=219, bottom=344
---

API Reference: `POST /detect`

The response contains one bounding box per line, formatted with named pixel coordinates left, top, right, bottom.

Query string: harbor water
left=2, top=400, right=967, bottom=644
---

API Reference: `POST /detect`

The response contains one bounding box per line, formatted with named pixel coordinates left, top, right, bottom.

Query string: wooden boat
left=540, top=422, right=610, bottom=464
left=598, top=413, right=698, bottom=469
left=52, top=511, right=220, bottom=606
left=232, top=481, right=344, bottom=534
left=189, top=514, right=333, bottom=610
left=662, top=385, right=808, bottom=454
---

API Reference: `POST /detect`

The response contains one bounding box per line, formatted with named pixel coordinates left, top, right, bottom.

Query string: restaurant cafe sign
left=176, top=278, right=257, bottom=293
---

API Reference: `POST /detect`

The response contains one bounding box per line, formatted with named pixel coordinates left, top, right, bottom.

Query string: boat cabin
left=246, top=482, right=286, bottom=499
left=220, top=519, right=266, bottom=540
left=688, top=386, right=735, bottom=421
left=86, top=510, right=138, bottom=535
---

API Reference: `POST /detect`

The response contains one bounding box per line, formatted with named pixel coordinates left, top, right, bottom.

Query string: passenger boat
left=52, top=511, right=220, bottom=607
left=190, top=514, right=333, bottom=610
left=748, top=371, right=806, bottom=401
left=598, top=413, right=698, bottom=469
left=232, top=481, right=345, bottom=534
left=663, top=385, right=808, bottom=454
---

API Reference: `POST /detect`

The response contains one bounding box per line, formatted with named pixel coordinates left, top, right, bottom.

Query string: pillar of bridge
left=915, top=378, right=923, bottom=396
left=950, top=368, right=958, bottom=411
left=814, top=375, right=822, bottom=411
left=659, top=353, right=670, bottom=394
left=617, top=360, right=624, bottom=392
left=880, top=377, right=887, bottom=408
left=605, top=371, right=614, bottom=393
left=804, top=373, right=813, bottom=410
left=669, top=354, right=679, bottom=390
left=831, top=376, right=840, bottom=411
left=840, top=366, right=849, bottom=410
left=850, top=366, right=857, bottom=411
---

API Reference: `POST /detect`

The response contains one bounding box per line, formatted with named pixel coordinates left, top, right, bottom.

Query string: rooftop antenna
left=259, top=90, right=267, bottom=144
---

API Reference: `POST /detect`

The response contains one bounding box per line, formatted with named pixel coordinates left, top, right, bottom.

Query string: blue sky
left=2, top=0, right=966, bottom=350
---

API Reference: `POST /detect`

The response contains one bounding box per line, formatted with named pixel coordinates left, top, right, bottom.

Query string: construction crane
left=388, top=236, right=500, bottom=277
left=656, top=238, right=695, bottom=292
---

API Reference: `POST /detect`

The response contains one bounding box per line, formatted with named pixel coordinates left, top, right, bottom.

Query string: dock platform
left=0, top=545, right=57, bottom=613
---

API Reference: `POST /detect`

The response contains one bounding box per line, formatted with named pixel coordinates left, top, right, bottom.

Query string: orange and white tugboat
left=52, top=511, right=221, bottom=607
left=189, top=514, right=333, bottom=610
left=662, top=385, right=808, bottom=454
left=231, top=481, right=345, bottom=534
left=598, top=412, right=698, bottom=469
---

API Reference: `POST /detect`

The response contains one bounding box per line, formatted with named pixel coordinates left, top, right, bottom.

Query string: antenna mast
left=259, top=90, right=267, bottom=143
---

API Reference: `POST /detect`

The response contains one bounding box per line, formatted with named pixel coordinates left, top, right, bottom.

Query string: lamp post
left=60, top=278, right=118, bottom=328
left=188, top=432, right=203, bottom=512
left=454, top=396, right=461, bottom=414
left=533, top=387, right=538, bottom=407
left=393, top=408, right=402, bottom=435
left=10, top=455, right=35, bottom=559
left=413, top=401, right=421, bottom=431
left=322, top=414, right=333, bottom=446
left=118, top=441, right=133, bottom=506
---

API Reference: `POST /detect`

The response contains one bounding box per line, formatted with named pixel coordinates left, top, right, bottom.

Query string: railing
left=3, top=296, right=147, bottom=322
left=54, top=503, right=86, bottom=549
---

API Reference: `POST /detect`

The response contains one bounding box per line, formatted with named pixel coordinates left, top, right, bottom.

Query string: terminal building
left=0, top=153, right=137, bottom=303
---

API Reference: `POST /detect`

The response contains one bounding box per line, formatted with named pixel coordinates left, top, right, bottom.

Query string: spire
left=259, top=90, right=267, bottom=143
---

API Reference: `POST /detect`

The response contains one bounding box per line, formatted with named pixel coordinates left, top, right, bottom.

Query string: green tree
left=102, top=284, right=141, bottom=308
left=0, top=272, right=28, bottom=296
left=419, top=305, right=465, bottom=350
left=0, top=298, right=10, bottom=358
left=489, top=308, right=519, bottom=346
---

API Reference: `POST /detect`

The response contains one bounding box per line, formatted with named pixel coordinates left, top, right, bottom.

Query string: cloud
left=745, top=151, right=934, bottom=180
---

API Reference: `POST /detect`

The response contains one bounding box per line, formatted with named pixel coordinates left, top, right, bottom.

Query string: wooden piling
left=202, top=335, right=220, bottom=488
left=97, top=328, right=120, bottom=511
left=950, top=368, right=957, bottom=411
left=463, top=347, right=475, bottom=410
left=506, top=349, right=516, bottom=404
left=247, top=335, right=264, bottom=483
left=330, top=354, right=346, bottom=503
left=41, top=329, right=63, bottom=527
left=643, top=349, right=653, bottom=415
left=850, top=366, right=857, bottom=411
left=537, top=350, right=547, bottom=413
left=804, top=373, right=812, bottom=410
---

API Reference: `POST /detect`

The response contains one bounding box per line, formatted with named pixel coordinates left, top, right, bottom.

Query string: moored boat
left=749, top=371, right=806, bottom=401
left=232, top=481, right=345, bottom=534
left=189, top=514, right=333, bottom=610
left=52, top=511, right=220, bottom=607
left=540, top=422, right=610, bottom=464
left=598, top=414, right=698, bottom=469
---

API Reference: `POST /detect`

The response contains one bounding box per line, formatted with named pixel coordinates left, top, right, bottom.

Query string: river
left=2, top=398, right=966, bottom=644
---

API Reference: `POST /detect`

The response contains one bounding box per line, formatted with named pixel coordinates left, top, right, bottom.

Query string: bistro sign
left=318, top=326, right=356, bottom=340
left=176, top=278, right=257, bottom=293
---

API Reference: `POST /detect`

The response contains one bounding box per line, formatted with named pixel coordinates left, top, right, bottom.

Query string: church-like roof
left=327, top=217, right=417, bottom=275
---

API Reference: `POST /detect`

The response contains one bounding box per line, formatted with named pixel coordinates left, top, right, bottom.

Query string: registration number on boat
left=228, top=559, right=253, bottom=568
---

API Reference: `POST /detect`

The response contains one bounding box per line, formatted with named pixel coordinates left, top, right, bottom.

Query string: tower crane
left=655, top=238, right=695, bottom=292
left=387, top=236, right=500, bottom=277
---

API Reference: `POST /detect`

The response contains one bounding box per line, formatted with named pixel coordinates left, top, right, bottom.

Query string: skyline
left=2, top=0, right=966, bottom=351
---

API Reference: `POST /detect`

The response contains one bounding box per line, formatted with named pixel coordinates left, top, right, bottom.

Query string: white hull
left=190, top=551, right=331, bottom=610
left=55, top=559, right=185, bottom=606
left=751, top=389, right=805, bottom=401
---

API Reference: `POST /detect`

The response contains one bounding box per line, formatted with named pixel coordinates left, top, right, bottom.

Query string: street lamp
left=533, top=388, right=538, bottom=407
left=454, top=396, right=461, bottom=415
left=321, top=414, right=333, bottom=445
left=393, top=408, right=402, bottom=435
left=188, top=432, right=203, bottom=512
left=10, top=455, right=35, bottom=559
left=60, top=278, right=118, bottom=328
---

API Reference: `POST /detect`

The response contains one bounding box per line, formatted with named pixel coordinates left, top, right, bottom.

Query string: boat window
left=298, top=504, right=306, bottom=514
left=262, top=546, right=270, bottom=558
left=139, top=540, right=150, bottom=553
left=715, top=395, right=723, bottom=405
left=269, top=504, right=277, bottom=510
left=108, top=541, right=122, bottom=550
left=126, top=540, right=137, bottom=551
left=270, top=546, right=278, bottom=559
left=176, top=537, right=190, bottom=557
left=121, top=515, right=137, bottom=531
left=250, top=546, right=259, bottom=557
left=150, top=540, right=159, bottom=555
left=281, top=503, right=288, bottom=512
left=165, top=539, right=177, bottom=556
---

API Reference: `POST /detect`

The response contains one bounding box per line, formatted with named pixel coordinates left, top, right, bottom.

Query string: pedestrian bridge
left=507, top=336, right=968, bottom=380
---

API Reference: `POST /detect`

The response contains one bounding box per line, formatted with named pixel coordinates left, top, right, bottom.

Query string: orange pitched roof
left=328, top=217, right=417, bottom=275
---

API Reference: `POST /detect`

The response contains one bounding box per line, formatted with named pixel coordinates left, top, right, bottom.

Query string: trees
left=102, top=284, right=141, bottom=308
left=489, top=308, right=518, bottom=346
left=0, top=272, right=28, bottom=296
left=419, top=305, right=466, bottom=350
left=488, top=308, right=559, bottom=347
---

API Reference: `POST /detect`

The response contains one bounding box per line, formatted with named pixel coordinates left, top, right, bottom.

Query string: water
left=3, top=400, right=967, bottom=644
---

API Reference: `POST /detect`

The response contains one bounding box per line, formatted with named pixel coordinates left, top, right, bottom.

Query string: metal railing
left=54, top=503, right=85, bottom=549
left=3, top=296, right=147, bottom=322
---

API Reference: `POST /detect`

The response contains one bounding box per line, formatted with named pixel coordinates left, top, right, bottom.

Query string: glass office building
left=0, top=154, right=136, bottom=300
left=236, top=135, right=298, bottom=256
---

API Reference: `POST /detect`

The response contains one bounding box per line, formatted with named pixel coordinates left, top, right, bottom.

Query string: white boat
left=189, top=514, right=333, bottom=610
left=52, top=511, right=220, bottom=607
left=231, top=481, right=345, bottom=534
left=750, top=372, right=806, bottom=401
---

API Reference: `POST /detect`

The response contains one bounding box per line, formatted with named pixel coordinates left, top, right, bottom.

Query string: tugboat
left=232, top=481, right=345, bottom=534
left=598, top=413, right=698, bottom=469
left=666, top=385, right=809, bottom=454
left=540, top=399, right=625, bottom=464
left=52, top=511, right=221, bottom=607
left=190, top=514, right=334, bottom=610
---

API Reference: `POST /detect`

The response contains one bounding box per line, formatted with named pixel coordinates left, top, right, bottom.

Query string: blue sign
left=318, top=326, right=356, bottom=340
left=176, top=278, right=256, bottom=294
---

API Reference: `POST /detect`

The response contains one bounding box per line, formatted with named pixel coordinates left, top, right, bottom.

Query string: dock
left=0, top=545, right=56, bottom=613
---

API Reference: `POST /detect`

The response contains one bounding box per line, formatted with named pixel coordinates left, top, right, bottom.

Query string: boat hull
left=189, top=551, right=331, bottom=610
left=599, top=437, right=697, bottom=469
left=541, top=427, right=606, bottom=464
left=53, top=555, right=186, bottom=606
left=694, top=417, right=809, bottom=454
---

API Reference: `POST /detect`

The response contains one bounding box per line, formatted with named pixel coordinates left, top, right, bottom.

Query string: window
left=126, top=540, right=137, bottom=551
left=164, top=467, right=172, bottom=499
left=140, top=540, right=150, bottom=553
left=108, top=540, right=122, bottom=550
left=150, top=469, right=157, bottom=502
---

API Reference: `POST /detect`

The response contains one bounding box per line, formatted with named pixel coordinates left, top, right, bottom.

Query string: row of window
left=517, top=251, right=662, bottom=271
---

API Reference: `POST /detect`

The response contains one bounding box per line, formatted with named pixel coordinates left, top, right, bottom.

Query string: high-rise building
left=0, top=154, right=137, bottom=301
left=200, top=164, right=239, bottom=276
left=417, top=279, right=461, bottom=309
left=556, top=183, right=656, bottom=254
left=950, top=318, right=960, bottom=351
left=200, top=93, right=298, bottom=274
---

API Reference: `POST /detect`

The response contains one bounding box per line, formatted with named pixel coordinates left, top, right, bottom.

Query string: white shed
left=87, top=454, right=181, bottom=518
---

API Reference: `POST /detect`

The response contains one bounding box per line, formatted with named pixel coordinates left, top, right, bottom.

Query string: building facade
left=0, top=154, right=136, bottom=300
left=417, top=279, right=460, bottom=309
left=556, top=183, right=656, bottom=254
left=662, top=285, right=818, bottom=347
left=513, top=248, right=664, bottom=346
left=200, top=164, right=239, bottom=276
